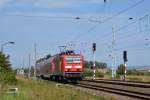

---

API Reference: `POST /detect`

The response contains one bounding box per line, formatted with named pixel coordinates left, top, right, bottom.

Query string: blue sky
left=0, top=0, right=150, bottom=68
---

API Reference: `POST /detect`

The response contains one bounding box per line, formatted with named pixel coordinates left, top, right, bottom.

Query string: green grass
left=0, top=77, right=111, bottom=100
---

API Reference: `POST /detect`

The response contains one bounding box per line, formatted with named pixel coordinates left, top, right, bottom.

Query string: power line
left=117, top=28, right=150, bottom=43
left=1, top=14, right=75, bottom=20
left=94, top=13, right=150, bottom=44
left=102, top=0, right=144, bottom=23
left=115, top=40, right=149, bottom=51
left=70, top=0, right=145, bottom=42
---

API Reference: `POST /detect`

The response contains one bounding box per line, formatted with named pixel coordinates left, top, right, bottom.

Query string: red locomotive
left=36, top=51, right=84, bottom=82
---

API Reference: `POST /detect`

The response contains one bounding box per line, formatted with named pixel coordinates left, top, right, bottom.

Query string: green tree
left=117, top=64, right=125, bottom=75
left=84, top=61, right=91, bottom=69
left=0, top=52, right=11, bottom=70
left=0, top=52, right=17, bottom=85
left=95, top=61, right=107, bottom=69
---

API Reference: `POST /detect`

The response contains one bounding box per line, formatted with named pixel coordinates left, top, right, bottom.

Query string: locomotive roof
left=36, top=52, right=83, bottom=64
left=60, top=53, right=82, bottom=56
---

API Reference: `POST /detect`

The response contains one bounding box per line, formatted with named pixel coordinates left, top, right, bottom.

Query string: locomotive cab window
left=65, top=57, right=81, bottom=64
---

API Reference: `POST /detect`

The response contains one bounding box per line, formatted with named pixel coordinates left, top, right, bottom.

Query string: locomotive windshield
left=65, top=57, right=81, bottom=64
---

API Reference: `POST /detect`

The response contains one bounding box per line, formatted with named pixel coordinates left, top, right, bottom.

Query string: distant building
left=97, top=68, right=108, bottom=74
left=17, top=69, right=24, bottom=75
left=135, top=67, right=150, bottom=73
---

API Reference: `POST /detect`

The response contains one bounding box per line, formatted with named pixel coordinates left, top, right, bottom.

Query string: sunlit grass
left=104, top=74, right=150, bottom=82
left=0, top=77, right=110, bottom=100
left=126, top=75, right=150, bottom=82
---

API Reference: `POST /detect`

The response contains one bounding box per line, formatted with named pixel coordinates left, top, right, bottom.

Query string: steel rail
left=73, top=82, right=150, bottom=99
left=95, top=79, right=150, bottom=84
left=82, top=79, right=150, bottom=88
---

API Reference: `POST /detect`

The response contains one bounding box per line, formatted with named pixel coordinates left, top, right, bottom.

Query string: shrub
left=0, top=67, right=17, bottom=85
left=83, top=69, right=93, bottom=77
left=83, top=69, right=104, bottom=78
left=96, top=72, right=104, bottom=78
left=127, top=69, right=149, bottom=76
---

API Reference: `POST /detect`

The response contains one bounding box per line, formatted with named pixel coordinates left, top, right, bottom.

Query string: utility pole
left=34, top=44, right=37, bottom=80
left=112, top=27, right=116, bottom=79
left=93, top=51, right=96, bottom=80
left=22, top=58, right=25, bottom=68
left=22, top=58, right=25, bottom=77
left=28, top=53, right=31, bottom=78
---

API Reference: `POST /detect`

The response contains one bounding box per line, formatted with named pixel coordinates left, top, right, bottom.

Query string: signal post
left=123, top=51, right=128, bottom=81
left=92, top=43, right=96, bottom=80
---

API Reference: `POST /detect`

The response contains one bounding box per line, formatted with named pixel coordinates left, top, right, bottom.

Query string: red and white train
left=36, top=51, right=84, bottom=82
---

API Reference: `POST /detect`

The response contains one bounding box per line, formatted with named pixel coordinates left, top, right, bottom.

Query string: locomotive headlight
left=75, top=66, right=82, bottom=68
left=65, top=66, right=72, bottom=68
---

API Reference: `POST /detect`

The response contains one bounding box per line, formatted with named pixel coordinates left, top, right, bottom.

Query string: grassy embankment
left=0, top=77, right=111, bottom=100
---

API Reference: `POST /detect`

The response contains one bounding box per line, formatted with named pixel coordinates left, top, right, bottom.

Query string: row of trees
left=0, top=52, right=17, bottom=85
left=84, top=60, right=107, bottom=69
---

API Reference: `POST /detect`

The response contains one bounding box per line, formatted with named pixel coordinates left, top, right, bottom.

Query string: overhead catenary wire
left=74, top=13, right=150, bottom=62
left=93, top=13, right=150, bottom=44
left=117, top=28, right=150, bottom=43
left=115, top=40, right=150, bottom=51
left=77, top=1, right=147, bottom=52
left=2, top=1, right=148, bottom=54
left=1, top=13, right=77, bottom=20
left=67, top=20, right=136, bottom=51
left=1, top=0, right=145, bottom=50
left=73, top=27, right=149, bottom=57
left=69, top=0, right=145, bottom=42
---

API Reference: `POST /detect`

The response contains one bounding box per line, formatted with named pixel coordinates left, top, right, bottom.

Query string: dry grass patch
left=0, top=77, right=110, bottom=100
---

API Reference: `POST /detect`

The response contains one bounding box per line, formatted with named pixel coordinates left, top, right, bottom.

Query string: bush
left=127, top=69, right=149, bottom=76
left=0, top=67, right=17, bottom=85
left=83, top=69, right=104, bottom=78
left=117, top=64, right=125, bottom=75
left=115, top=74, right=121, bottom=79
left=83, top=69, right=93, bottom=77
left=96, top=72, right=104, bottom=78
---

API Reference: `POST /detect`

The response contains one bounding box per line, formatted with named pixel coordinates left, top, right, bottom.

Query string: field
left=103, top=75, right=150, bottom=82
left=126, top=75, right=150, bottom=82
left=0, top=77, right=110, bottom=100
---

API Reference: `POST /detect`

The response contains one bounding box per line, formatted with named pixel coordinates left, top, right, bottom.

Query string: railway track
left=83, top=79, right=150, bottom=88
left=71, top=79, right=150, bottom=99
left=95, top=79, right=150, bottom=84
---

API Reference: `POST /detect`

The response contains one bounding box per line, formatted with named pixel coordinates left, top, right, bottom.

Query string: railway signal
left=92, top=43, right=96, bottom=52
left=123, top=51, right=127, bottom=62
